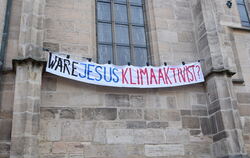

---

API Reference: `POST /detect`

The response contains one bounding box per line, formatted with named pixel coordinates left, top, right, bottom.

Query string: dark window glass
left=116, top=46, right=131, bottom=65
left=97, top=0, right=149, bottom=66
left=132, top=26, right=146, bottom=46
left=134, top=48, right=147, bottom=66
left=98, top=45, right=113, bottom=64
left=98, top=23, right=112, bottom=43
left=237, top=0, right=250, bottom=27
left=131, top=6, right=144, bottom=25
left=115, top=4, right=128, bottom=23
left=130, top=0, right=142, bottom=6
left=97, top=2, right=111, bottom=21
left=115, top=0, right=126, bottom=4
left=115, top=25, right=129, bottom=45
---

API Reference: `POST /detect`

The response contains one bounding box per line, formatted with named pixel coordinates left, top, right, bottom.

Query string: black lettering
left=72, top=61, right=78, bottom=77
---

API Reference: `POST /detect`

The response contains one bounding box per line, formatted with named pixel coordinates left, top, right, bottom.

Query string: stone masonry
left=0, top=0, right=250, bottom=158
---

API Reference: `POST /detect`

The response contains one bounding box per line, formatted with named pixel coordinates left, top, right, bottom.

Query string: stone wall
left=232, top=29, right=250, bottom=155
left=40, top=75, right=212, bottom=158
left=0, top=0, right=250, bottom=158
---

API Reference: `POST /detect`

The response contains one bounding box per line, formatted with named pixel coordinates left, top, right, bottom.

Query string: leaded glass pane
left=130, top=0, right=142, bottom=5
left=237, top=0, right=245, bottom=4
left=132, top=26, right=146, bottom=46
left=97, top=2, right=111, bottom=21
left=98, top=45, right=113, bottom=64
left=115, top=0, right=126, bottom=4
left=131, top=6, right=144, bottom=25
left=134, top=48, right=147, bottom=66
left=116, top=46, right=130, bottom=65
left=238, top=4, right=249, bottom=22
left=115, top=25, right=129, bottom=45
left=115, top=4, right=128, bottom=23
left=242, top=21, right=250, bottom=27
left=98, top=23, right=112, bottom=43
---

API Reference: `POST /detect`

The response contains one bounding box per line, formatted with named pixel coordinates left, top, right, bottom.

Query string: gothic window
left=237, top=0, right=250, bottom=27
left=96, top=0, right=150, bottom=66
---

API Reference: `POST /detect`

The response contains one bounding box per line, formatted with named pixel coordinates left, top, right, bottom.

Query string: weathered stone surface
left=47, top=121, right=62, bottom=141
left=144, top=109, right=160, bottom=120
left=145, top=144, right=185, bottom=157
left=106, top=129, right=134, bottom=144
left=62, top=121, right=83, bottom=141
left=118, top=109, right=142, bottom=120
left=237, top=93, right=250, bottom=104
left=52, top=142, right=67, bottom=154
left=160, top=110, right=181, bottom=121
left=0, top=119, right=12, bottom=141
left=134, top=129, right=166, bottom=144
left=165, top=128, right=189, bottom=144
left=126, top=121, right=146, bottom=129
left=43, top=42, right=59, bottom=52
left=41, top=108, right=58, bottom=119
left=200, top=118, right=212, bottom=135
left=105, top=94, right=130, bottom=107
left=182, top=117, right=200, bottom=129
left=130, top=95, right=145, bottom=107
left=82, top=108, right=117, bottom=120
left=67, top=142, right=84, bottom=154
left=147, top=122, right=169, bottom=128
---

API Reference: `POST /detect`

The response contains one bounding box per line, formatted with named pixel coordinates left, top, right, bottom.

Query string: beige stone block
left=62, top=121, right=83, bottom=141
left=165, top=128, right=189, bottom=144
left=47, top=121, right=61, bottom=141
left=67, top=142, right=84, bottom=154
left=39, top=142, right=52, bottom=154
left=157, top=30, right=178, bottom=43
left=52, top=142, right=67, bottom=154
left=106, top=129, right=134, bottom=144
left=134, top=129, right=166, bottom=144
left=145, top=144, right=185, bottom=157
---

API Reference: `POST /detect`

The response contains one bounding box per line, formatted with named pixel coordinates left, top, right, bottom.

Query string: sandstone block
left=144, top=109, right=160, bottom=120
left=82, top=108, right=117, bottom=120
left=160, top=110, right=180, bottom=121
left=52, top=142, right=67, bottom=154
left=182, top=117, right=200, bottom=129
left=165, top=128, right=189, bottom=144
left=130, top=95, right=145, bottom=107
left=145, top=144, right=185, bottom=157
left=0, top=119, right=12, bottom=141
left=47, top=121, right=61, bottom=141
left=147, top=122, right=169, bottom=128
left=105, top=94, right=130, bottom=107
left=237, top=93, right=250, bottom=104
left=126, top=121, right=146, bottom=129
left=62, top=121, right=83, bottom=141
left=118, top=109, right=142, bottom=120
left=134, top=129, right=166, bottom=144
left=106, top=129, right=134, bottom=144
left=67, top=142, right=84, bottom=154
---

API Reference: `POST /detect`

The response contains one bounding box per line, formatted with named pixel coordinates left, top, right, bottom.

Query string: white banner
left=46, top=53, right=204, bottom=88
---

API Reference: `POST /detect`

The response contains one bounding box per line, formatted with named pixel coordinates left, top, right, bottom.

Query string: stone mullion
left=10, top=61, right=43, bottom=158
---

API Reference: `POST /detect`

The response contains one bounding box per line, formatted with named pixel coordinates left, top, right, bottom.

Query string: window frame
left=96, top=0, right=151, bottom=66
left=237, top=0, right=250, bottom=27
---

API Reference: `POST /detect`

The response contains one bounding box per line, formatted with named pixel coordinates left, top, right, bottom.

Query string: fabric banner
left=46, top=53, right=205, bottom=88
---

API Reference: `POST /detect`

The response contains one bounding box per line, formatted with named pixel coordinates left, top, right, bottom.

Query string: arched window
left=96, top=0, right=150, bottom=66
left=237, top=0, right=250, bottom=27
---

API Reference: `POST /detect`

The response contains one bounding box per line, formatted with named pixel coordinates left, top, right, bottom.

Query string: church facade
left=0, top=0, right=250, bottom=158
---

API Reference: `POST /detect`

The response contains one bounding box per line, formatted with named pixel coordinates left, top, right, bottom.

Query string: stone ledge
left=205, top=67, right=236, bottom=79
left=12, top=57, right=46, bottom=72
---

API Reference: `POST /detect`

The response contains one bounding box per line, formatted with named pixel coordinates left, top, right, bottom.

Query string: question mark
left=196, top=65, right=201, bottom=79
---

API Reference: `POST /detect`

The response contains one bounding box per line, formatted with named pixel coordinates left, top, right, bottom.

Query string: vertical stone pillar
left=198, top=0, right=248, bottom=157
left=205, top=72, right=246, bottom=158
left=10, top=59, right=43, bottom=158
